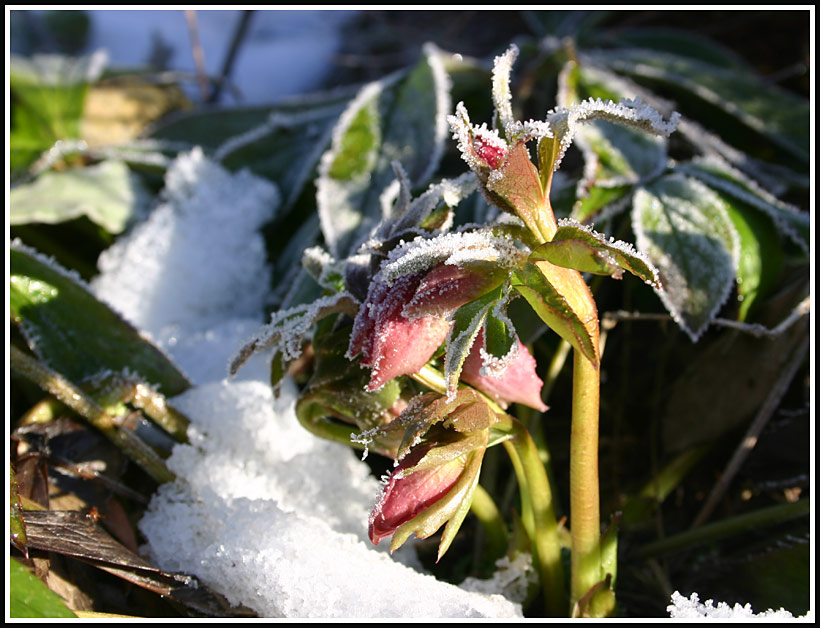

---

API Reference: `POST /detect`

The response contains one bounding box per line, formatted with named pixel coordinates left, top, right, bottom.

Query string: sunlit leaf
left=10, top=242, right=190, bottom=396
left=570, top=184, right=632, bottom=224
left=9, top=557, right=76, bottom=618
left=512, top=262, right=598, bottom=366
left=10, top=160, right=150, bottom=234
left=633, top=174, right=740, bottom=341
left=723, top=198, right=783, bottom=322
left=531, top=218, right=661, bottom=288
left=10, top=51, right=106, bottom=172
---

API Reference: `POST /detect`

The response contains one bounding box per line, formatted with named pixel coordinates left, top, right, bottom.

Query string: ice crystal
left=547, top=97, right=680, bottom=172
left=378, top=231, right=527, bottom=287
left=667, top=591, right=802, bottom=620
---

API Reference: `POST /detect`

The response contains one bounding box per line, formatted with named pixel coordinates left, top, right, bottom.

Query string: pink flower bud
left=369, top=444, right=466, bottom=546
left=348, top=264, right=509, bottom=392
left=348, top=272, right=450, bottom=392
left=461, top=329, right=548, bottom=412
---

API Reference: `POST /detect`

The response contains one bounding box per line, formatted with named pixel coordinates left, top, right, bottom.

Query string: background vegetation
left=9, top=9, right=811, bottom=618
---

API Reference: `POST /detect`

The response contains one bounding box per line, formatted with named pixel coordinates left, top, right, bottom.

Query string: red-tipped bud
left=369, top=444, right=466, bottom=546
left=473, top=132, right=508, bottom=170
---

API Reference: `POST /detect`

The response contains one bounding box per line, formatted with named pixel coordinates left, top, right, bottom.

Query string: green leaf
left=530, top=219, right=661, bottom=288
left=10, top=242, right=190, bottom=396
left=443, top=287, right=504, bottom=397
left=9, top=557, right=77, bottom=618
left=483, top=305, right=517, bottom=364
left=633, top=174, right=740, bottom=341
left=570, top=184, right=631, bottom=224
left=512, top=262, right=598, bottom=366
left=723, top=198, right=783, bottom=322
left=316, top=44, right=451, bottom=258
left=576, top=118, right=668, bottom=184
left=592, top=48, right=810, bottom=163
left=10, top=51, right=106, bottom=172
left=677, top=157, right=809, bottom=254
left=10, top=160, right=150, bottom=234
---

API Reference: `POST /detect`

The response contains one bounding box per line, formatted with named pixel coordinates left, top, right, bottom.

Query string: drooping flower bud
left=348, top=271, right=451, bottom=392
left=348, top=260, right=513, bottom=392
left=368, top=427, right=489, bottom=559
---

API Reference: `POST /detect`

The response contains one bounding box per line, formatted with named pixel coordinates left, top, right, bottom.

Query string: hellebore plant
left=233, top=44, right=676, bottom=617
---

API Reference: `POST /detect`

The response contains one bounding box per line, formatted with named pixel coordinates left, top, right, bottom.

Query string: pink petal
left=461, top=330, right=548, bottom=412
left=349, top=272, right=450, bottom=391
left=403, top=263, right=497, bottom=319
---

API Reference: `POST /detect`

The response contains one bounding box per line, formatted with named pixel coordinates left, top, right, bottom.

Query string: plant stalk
left=569, top=346, right=603, bottom=607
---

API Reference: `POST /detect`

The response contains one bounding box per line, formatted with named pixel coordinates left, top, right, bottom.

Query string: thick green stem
left=570, top=347, right=602, bottom=607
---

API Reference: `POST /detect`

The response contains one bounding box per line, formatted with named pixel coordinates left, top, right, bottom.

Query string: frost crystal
left=667, top=591, right=802, bottom=620
left=379, top=231, right=527, bottom=287
left=547, top=97, right=680, bottom=172
left=491, top=45, right=519, bottom=136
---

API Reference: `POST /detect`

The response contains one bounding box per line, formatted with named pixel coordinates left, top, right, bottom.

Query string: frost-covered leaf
left=443, top=287, right=504, bottom=398
left=375, top=169, right=477, bottom=244
left=378, top=230, right=528, bottom=288
left=10, top=241, right=190, bottom=397
left=591, top=48, right=810, bottom=163
left=633, top=174, right=740, bottom=341
left=10, top=160, right=150, bottom=234
left=676, top=157, right=809, bottom=254
left=574, top=119, right=668, bottom=186
left=530, top=218, right=660, bottom=288
left=488, top=142, right=552, bottom=240
left=229, top=292, right=358, bottom=382
left=217, top=103, right=349, bottom=213
left=545, top=96, right=680, bottom=175
left=512, top=262, right=598, bottom=366
left=317, top=44, right=451, bottom=258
